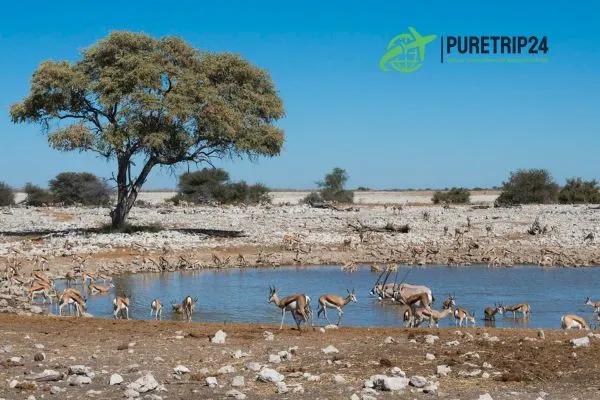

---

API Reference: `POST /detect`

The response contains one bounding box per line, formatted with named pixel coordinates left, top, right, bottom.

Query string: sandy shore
left=0, top=315, right=598, bottom=399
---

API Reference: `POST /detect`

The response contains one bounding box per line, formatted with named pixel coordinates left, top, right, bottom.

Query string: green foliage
left=301, top=192, right=324, bottom=205
left=175, top=168, right=270, bottom=204
left=432, top=187, right=471, bottom=204
left=10, top=31, right=285, bottom=227
left=316, top=167, right=354, bottom=203
left=24, top=183, right=54, bottom=206
left=496, top=169, right=559, bottom=206
left=49, top=172, right=112, bottom=206
left=0, top=182, right=15, bottom=206
left=558, top=177, right=600, bottom=204
left=356, top=186, right=371, bottom=191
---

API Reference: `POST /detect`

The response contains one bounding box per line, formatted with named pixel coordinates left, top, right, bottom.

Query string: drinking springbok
left=453, top=307, right=476, bottom=327
left=317, top=289, right=357, bottom=326
left=585, top=297, right=600, bottom=312
left=150, top=299, right=163, bottom=320
left=414, top=307, right=453, bottom=328
left=504, top=303, right=531, bottom=317
left=182, top=295, right=198, bottom=323
left=58, top=288, right=87, bottom=317
left=90, top=283, right=114, bottom=294
left=484, top=304, right=504, bottom=321
left=82, top=271, right=95, bottom=285
left=29, top=282, right=56, bottom=304
left=561, top=314, right=589, bottom=330
left=113, top=295, right=130, bottom=320
left=267, top=286, right=313, bottom=330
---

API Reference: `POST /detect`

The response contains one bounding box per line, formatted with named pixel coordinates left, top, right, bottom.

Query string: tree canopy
left=10, top=31, right=285, bottom=227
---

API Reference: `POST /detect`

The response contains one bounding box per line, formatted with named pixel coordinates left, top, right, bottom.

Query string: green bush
left=432, top=187, right=470, bottom=204
left=24, top=183, right=53, bottom=206
left=49, top=172, right=112, bottom=206
left=175, top=168, right=270, bottom=204
left=316, top=167, right=354, bottom=203
left=301, top=192, right=324, bottom=205
left=496, top=169, right=558, bottom=206
left=0, top=182, right=15, bottom=206
left=558, top=177, right=600, bottom=204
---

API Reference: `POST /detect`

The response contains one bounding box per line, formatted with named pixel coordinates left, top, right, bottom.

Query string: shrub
left=495, top=169, right=558, bottom=206
left=316, top=167, right=354, bottom=203
left=49, top=172, right=112, bottom=206
left=24, top=183, right=53, bottom=206
left=432, top=187, right=470, bottom=204
left=558, top=177, right=600, bottom=204
left=356, top=186, right=371, bottom=191
left=301, top=192, right=324, bottom=205
left=175, top=168, right=270, bottom=205
left=0, top=182, right=15, bottom=206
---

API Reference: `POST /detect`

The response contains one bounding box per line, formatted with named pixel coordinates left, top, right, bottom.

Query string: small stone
left=211, top=330, right=227, bottom=344
left=34, top=344, right=45, bottom=349
left=128, top=374, right=158, bottom=393
left=437, top=365, right=451, bottom=377
left=537, top=330, right=545, bottom=339
left=293, top=384, right=304, bottom=393
left=482, top=372, right=490, bottom=379
left=268, top=354, right=281, bottom=364
left=123, top=388, right=140, bottom=398
left=30, top=369, right=62, bottom=381
left=69, top=376, right=92, bottom=386
left=173, top=365, right=190, bottom=374
left=86, top=390, right=103, bottom=396
left=325, top=324, right=339, bottom=329
left=571, top=336, right=590, bottom=347
left=263, top=331, right=274, bottom=341
left=333, top=374, right=346, bottom=384
left=232, top=350, right=243, bottom=359
left=206, top=376, right=218, bottom=388
left=245, top=362, right=261, bottom=372
left=276, top=381, right=288, bottom=394
left=319, top=327, right=326, bottom=333
left=390, top=367, right=406, bottom=377
left=50, top=386, right=64, bottom=394
left=482, top=362, right=492, bottom=369
left=458, top=369, right=482, bottom=378
left=425, top=353, right=435, bottom=361
left=278, top=350, right=292, bottom=361
left=68, top=365, right=91, bottom=375
left=257, top=367, right=284, bottom=383
left=226, top=389, right=246, bottom=399
left=322, top=345, right=339, bottom=354
left=479, top=394, right=494, bottom=400
left=409, top=375, right=427, bottom=388
left=9, top=380, right=18, bottom=388
left=424, top=335, right=439, bottom=344
left=9, top=356, right=22, bottom=363
left=446, top=340, right=460, bottom=346
left=232, top=376, right=245, bottom=387
left=384, top=336, right=394, bottom=344
left=110, top=373, right=123, bottom=385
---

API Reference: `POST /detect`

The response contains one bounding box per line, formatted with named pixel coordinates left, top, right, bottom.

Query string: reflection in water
left=42, top=265, right=600, bottom=329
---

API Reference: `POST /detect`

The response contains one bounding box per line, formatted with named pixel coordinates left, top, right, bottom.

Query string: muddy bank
left=0, top=315, right=599, bottom=399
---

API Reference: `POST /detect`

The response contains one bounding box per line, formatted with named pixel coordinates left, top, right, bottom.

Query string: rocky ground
left=1, top=314, right=600, bottom=400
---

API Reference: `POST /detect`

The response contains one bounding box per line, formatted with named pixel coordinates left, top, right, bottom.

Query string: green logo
left=380, top=27, right=437, bottom=73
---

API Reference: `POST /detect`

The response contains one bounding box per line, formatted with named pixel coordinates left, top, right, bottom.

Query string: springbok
left=171, top=300, right=184, bottom=314
left=561, top=314, right=589, bottom=330
left=90, top=283, right=114, bottom=294
left=82, top=271, right=96, bottom=285
left=65, top=270, right=76, bottom=287
left=393, top=283, right=434, bottom=305
left=150, top=299, right=163, bottom=320
left=58, top=288, right=87, bottom=317
left=585, top=297, right=600, bottom=312
left=414, top=307, right=453, bottom=328
left=441, top=294, right=456, bottom=310
left=484, top=304, right=505, bottom=321
left=96, top=273, right=112, bottom=283
left=113, top=295, right=130, bottom=320
left=317, top=289, right=357, bottom=326
left=267, top=286, right=312, bottom=330
left=504, top=303, right=531, bottom=317
left=453, top=307, right=476, bottom=327
left=182, top=296, right=198, bottom=323
left=32, top=270, right=52, bottom=286
left=402, top=292, right=432, bottom=327
left=29, top=282, right=56, bottom=304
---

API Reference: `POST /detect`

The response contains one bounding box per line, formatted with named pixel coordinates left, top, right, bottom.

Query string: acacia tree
left=10, top=32, right=285, bottom=227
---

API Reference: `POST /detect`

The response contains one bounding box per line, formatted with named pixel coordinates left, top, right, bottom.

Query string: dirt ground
left=1, top=314, right=599, bottom=399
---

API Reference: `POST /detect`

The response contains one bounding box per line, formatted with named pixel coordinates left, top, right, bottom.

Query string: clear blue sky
left=1, top=0, right=599, bottom=190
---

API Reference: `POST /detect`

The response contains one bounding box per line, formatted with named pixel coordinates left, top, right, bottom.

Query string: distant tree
left=432, top=187, right=470, bottom=204
left=317, top=167, right=354, bottom=203
left=495, top=169, right=558, bottom=206
left=49, top=172, right=112, bottom=206
left=24, top=183, right=53, bottom=206
left=558, top=177, right=600, bottom=204
left=10, top=31, right=284, bottom=228
left=0, top=182, right=15, bottom=206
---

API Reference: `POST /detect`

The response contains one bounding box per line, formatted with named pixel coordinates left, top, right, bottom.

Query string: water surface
left=49, top=265, right=600, bottom=329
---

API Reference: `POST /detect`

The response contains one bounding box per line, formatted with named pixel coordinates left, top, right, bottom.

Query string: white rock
left=479, top=394, right=494, bottom=400
left=263, top=331, right=274, bottom=341
left=205, top=376, right=218, bottom=388
left=390, top=367, right=406, bottom=377
left=333, top=374, right=346, bottom=384
left=173, top=365, right=190, bottom=374
left=218, top=365, right=235, bottom=374
left=268, top=354, right=281, bottom=364
left=257, top=367, right=284, bottom=383
left=424, top=335, right=439, bottom=344
left=9, top=380, right=18, bottom=388
left=245, top=362, right=261, bottom=372
left=322, top=345, right=339, bottom=354
left=369, top=375, right=410, bottom=391
left=232, top=376, right=245, bottom=387
left=425, top=353, right=436, bottom=360
left=384, top=336, right=394, bottom=344
left=319, top=327, right=326, bottom=333
left=278, top=350, right=292, bottom=360
left=34, top=344, right=45, bottom=349
left=482, top=362, right=492, bottom=369
left=276, top=381, right=289, bottom=394
left=123, top=388, right=140, bottom=398
left=293, top=384, right=305, bottom=393
left=571, top=336, right=590, bottom=347
left=110, top=373, right=124, bottom=385
left=30, top=369, right=62, bottom=381
left=445, top=340, right=460, bottom=346
left=211, top=330, right=227, bottom=344
left=50, top=386, right=65, bottom=394
left=482, top=372, right=490, bottom=379
left=69, top=376, right=92, bottom=386
left=458, top=369, right=482, bottom=378
left=128, top=374, right=159, bottom=393
left=68, top=365, right=91, bottom=375
left=409, top=375, right=427, bottom=388
left=436, top=365, right=452, bottom=377
left=9, top=356, right=22, bottom=363
left=226, top=389, right=246, bottom=399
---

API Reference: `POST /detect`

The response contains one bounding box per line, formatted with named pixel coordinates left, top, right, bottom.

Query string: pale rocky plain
left=1, top=190, right=600, bottom=399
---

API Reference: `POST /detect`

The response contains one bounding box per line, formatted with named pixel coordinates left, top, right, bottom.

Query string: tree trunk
left=110, top=156, right=156, bottom=229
